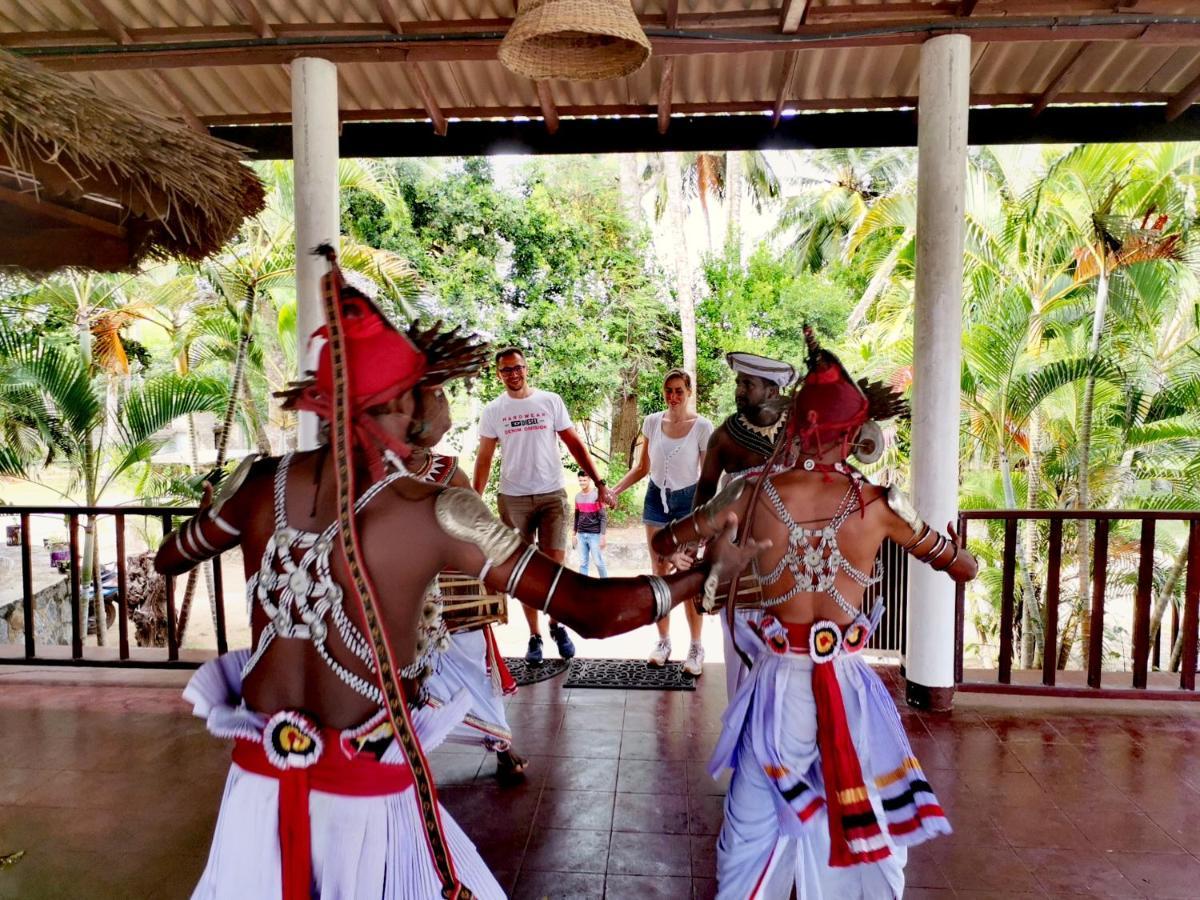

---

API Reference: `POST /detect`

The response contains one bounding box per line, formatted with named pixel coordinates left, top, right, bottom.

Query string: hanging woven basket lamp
left=499, top=0, right=651, bottom=82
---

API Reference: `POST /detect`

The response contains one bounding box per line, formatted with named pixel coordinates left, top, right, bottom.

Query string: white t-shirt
left=642, top=411, right=714, bottom=491
left=479, top=389, right=573, bottom=495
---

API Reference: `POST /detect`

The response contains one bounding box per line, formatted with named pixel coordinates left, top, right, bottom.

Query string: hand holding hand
left=600, top=485, right=618, bottom=509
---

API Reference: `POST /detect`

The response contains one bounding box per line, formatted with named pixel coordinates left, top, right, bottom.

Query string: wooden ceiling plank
left=772, top=51, right=802, bottom=127
left=534, top=81, right=559, bottom=135
left=78, top=0, right=131, bottom=45
left=657, top=57, right=675, bottom=135
left=666, top=0, right=679, bottom=29
left=1166, top=68, right=1200, bottom=121
left=146, top=70, right=206, bottom=131
left=780, top=0, right=811, bottom=34
left=376, top=0, right=405, bottom=34
left=959, top=0, right=980, bottom=16
left=405, top=65, right=448, bottom=136
left=0, top=183, right=127, bottom=238
left=0, top=228, right=131, bottom=271
left=1032, top=42, right=1094, bottom=116
left=229, top=0, right=275, bottom=40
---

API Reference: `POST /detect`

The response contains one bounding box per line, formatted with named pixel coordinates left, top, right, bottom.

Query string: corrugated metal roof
left=3, top=1, right=1200, bottom=131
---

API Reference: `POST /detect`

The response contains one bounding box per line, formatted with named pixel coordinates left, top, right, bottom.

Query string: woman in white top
left=612, top=369, right=714, bottom=675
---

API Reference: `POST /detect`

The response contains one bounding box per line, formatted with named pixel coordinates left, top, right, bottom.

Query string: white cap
left=341, top=268, right=380, bottom=301
left=725, top=352, right=796, bottom=388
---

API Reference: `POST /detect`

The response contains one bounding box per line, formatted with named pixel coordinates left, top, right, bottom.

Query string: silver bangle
left=478, top=559, right=494, bottom=582
left=542, top=565, right=564, bottom=613
left=173, top=528, right=200, bottom=563
left=646, top=575, right=672, bottom=622
left=921, top=533, right=947, bottom=563
left=211, top=513, right=240, bottom=536
left=903, top=523, right=930, bottom=552
left=189, top=518, right=217, bottom=555
left=505, top=544, right=537, bottom=597
left=667, top=519, right=681, bottom=548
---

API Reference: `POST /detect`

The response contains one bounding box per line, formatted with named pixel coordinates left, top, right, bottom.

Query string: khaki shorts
left=498, top=490, right=569, bottom=553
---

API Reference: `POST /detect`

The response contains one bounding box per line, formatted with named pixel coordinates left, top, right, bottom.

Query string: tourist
left=572, top=469, right=608, bottom=577
left=156, top=254, right=765, bottom=898
left=611, top=368, right=714, bottom=674
left=472, top=347, right=614, bottom=664
left=405, top=380, right=527, bottom=785
left=652, top=328, right=977, bottom=899
left=694, top=351, right=795, bottom=698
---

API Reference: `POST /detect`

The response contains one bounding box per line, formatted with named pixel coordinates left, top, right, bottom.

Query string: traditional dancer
left=406, top=377, right=527, bottom=784
left=693, top=352, right=796, bottom=699
left=612, top=368, right=714, bottom=674
left=158, top=253, right=764, bottom=900
left=653, top=329, right=977, bottom=900
left=473, top=347, right=615, bottom=664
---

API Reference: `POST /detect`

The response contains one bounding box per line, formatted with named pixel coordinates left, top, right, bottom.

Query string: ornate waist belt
left=232, top=711, right=414, bottom=900
left=753, top=615, right=891, bottom=868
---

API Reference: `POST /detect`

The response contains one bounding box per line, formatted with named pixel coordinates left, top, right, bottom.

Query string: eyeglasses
left=498, top=365, right=527, bottom=376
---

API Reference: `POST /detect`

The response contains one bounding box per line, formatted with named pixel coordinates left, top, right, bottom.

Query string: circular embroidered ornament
left=809, top=621, right=842, bottom=663
left=843, top=620, right=869, bottom=654
left=264, top=710, right=324, bottom=770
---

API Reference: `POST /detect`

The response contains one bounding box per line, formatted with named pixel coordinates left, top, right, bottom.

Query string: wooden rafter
left=666, top=0, right=680, bottom=29
left=773, top=51, right=801, bottom=127
left=1032, top=42, right=1094, bottom=116
left=228, top=0, right=275, bottom=40
left=779, top=0, right=810, bottom=33
left=535, top=82, right=559, bottom=135
left=405, top=65, right=447, bottom=136
left=0, top=183, right=127, bottom=238
left=658, top=58, right=676, bottom=135
left=959, top=0, right=980, bottom=15
left=375, top=0, right=406, bottom=34
left=1167, top=68, right=1200, bottom=121
left=78, top=0, right=130, bottom=45
left=147, top=70, right=205, bottom=132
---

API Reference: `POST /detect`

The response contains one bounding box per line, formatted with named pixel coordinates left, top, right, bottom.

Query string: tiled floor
left=2, top=664, right=1200, bottom=899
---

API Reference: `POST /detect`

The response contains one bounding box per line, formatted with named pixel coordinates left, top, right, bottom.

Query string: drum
left=733, top=568, right=766, bottom=608
left=437, top=569, right=507, bottom=633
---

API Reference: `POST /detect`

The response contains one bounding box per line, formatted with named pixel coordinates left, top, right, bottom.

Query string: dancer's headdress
left=788, top=326, right=908, bottom=458
left=725, top=351, right=796, bottom=389
left=280, top=248, right=489, bottom=479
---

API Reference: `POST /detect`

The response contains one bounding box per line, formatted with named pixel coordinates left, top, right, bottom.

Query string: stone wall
left=0, top=577, right=72, bottom=646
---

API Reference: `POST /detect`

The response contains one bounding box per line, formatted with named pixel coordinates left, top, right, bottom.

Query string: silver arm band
left=478, top=559, right=494, bottom=582
left=505, top=544, right=537, bottom=597
left=666, top=519, right=681, bottom=548
left=542, top=565, right=565, bottom=613
left=211, top=513, right=240, bottom=536
left=646, top=575, right=673, bottom=623
left=189, top=518, right=217, bottom=555
left=173, top=526, right=200, bottom=563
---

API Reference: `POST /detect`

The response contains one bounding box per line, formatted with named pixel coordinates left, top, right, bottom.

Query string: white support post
left=905, top=33, right=970, bottom=711
left=291, top=57, right=339, bottom=451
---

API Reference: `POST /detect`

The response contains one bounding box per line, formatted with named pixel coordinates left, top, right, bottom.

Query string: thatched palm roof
left=0, top=49, right=265, bottom=274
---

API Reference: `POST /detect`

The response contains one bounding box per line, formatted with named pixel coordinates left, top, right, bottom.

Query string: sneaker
left=648, top=637, right=671, bottom=667
left=549, top=623, right=576, bottom=660
left=525, top=634, right=544, bottom=665
left=683, top=642, right=705, bottom=677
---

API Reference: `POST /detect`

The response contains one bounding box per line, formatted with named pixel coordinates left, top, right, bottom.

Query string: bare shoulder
left=386, top=478, right=442, bottom=504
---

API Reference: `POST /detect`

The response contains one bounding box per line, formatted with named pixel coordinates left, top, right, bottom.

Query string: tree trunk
left=725, top=152, right=744, bottom=260
left=1025, top=411, right=1044, bottom=665
left=663, top=152, right=697, bottom=401
left=1000, top=446, right=1039, bottom=668
left=618, top=153, right=642, bottom=224
left=1075, top=264, right=1110, bottom=659
left=1149, top=544, right=1188, bottom=659
left=243, top=376, right=272, bottom=455
left=609, top=368, right=642, bottom=470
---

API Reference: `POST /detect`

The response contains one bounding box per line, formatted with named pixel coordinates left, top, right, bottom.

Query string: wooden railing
left=954, top=509, right=1200, bottom=700
left=0, top=504, right=223, bottom=668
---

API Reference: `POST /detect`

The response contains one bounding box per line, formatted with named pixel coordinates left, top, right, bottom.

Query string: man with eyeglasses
left=474, top=348, right=616, bottom=663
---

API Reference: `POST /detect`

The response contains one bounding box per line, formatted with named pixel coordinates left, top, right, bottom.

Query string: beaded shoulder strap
left=318, top=251, right=469, bottom=899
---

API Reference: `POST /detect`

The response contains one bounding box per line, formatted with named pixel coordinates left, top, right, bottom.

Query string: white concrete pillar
left=291, top=57, right=339, bottom=451
left=905, top=33, right=970, bottom=711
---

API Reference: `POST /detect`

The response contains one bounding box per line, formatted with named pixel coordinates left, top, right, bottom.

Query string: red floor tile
left=1109, top=851, right=1200, bottom=899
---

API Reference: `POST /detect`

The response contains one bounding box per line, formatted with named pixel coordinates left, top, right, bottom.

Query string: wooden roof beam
left=959, top=0, right=980, bottom=15
left=772, top=51, right=801, bottom=127
left=147, top=70, right=206, bottom=132
left=0, top=183, right=127, bottom=238
left=1032, top=43, right=1094, bottom=116
left=229, top=0, right=275, bottom=40
left=666, top=0, right=679, bottom=29
left=1167, top=69, right=1200, bottom=121
left=405, top=65, right=447, bottom=136
left=780, top=0, right=810, bottom=33
left=657, top=58, right=675, bottom=135
left=78, top=0, right=131, bottom=45
left=534, top=82, right=559, bottom=135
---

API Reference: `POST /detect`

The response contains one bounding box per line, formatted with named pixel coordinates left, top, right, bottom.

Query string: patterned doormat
left=503, top=657, right=571, bottom=685
left=563, top=658, right=697, bottom=691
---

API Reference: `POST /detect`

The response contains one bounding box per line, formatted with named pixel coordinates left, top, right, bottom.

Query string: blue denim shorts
left=643, top=479, right=697, bottom=526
